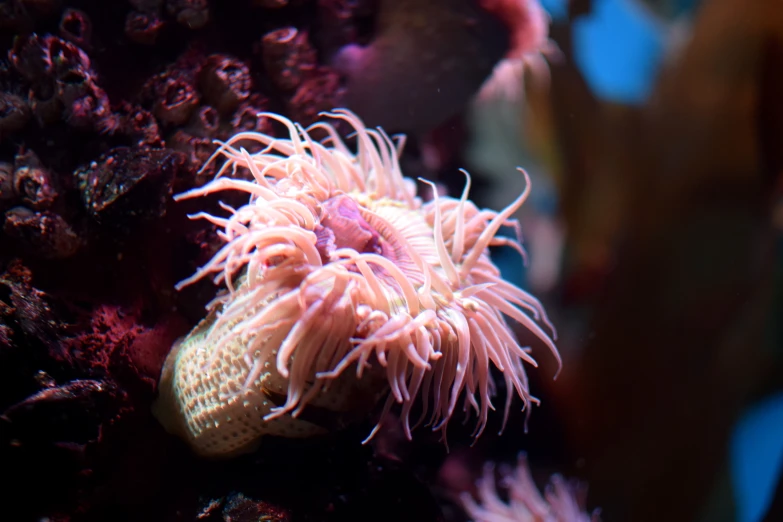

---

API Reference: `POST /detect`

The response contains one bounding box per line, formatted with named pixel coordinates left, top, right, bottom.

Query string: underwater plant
left=153, top=109, right=560, bottom=457
left=461, top=454, right=600, bottom=522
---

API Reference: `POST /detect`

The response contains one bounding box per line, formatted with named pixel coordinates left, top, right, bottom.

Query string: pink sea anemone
left=460, top=454, right=600, bottom=522
left=153, top=109, right=559, bottom=457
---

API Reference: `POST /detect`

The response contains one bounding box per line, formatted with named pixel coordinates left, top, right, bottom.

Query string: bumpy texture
left=154, top=109, right=559, bottom=457
left=155, top=307, right=382, bottom=456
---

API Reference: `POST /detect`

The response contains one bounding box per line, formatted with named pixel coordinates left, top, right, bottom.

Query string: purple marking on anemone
left=319, top=195, right=381, bottom=255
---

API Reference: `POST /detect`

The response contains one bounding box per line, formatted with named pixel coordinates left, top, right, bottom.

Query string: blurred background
left=433, top=0, right=783, bottom=520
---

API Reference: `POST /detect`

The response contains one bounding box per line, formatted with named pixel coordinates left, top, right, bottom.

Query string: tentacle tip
left=174, top=191, right=201, bottom=202
left=361, top=423, right=382, bottom=445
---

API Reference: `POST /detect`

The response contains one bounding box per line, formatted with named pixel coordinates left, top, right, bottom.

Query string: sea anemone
left=460, top=454, right=600, bottom=522
left=154, top=109, right=559, bottom=457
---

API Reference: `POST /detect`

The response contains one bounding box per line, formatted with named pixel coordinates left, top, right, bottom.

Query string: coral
left=0, top=3, right=357, bottom=519
left=287, top=69, right=344, bottom=126
left=58, top=8, right=92, bottom=49
left=8, top=33, right=116, bottom=132
left=154, top=109, right=559, bottom=457
left=189, top=105, right=220, bottom=137
left=198, top=55, right=252, bottom=116
left=260, top=27, right=317, bottom=92
left=0, top=285, right=187, bottom=520
left=113, top=102, right=163, bottom=147
left=230, top=93, right=272, bottom=135
left=124, top=10, right=166, bottom=45
left=153, top=75, right=201, bottom=126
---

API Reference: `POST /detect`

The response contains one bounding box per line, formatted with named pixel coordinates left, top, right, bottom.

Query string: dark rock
left=75, top=147, right=186, bottom=226
left=0, top=260, right=63, bottom=357
left=0, top=92, right=30, bottom=137
left=222, top=493, right=291, bottom=522
left=166, top=0, right=210, bottom=30
left=3, top=207, right=82, bottom=259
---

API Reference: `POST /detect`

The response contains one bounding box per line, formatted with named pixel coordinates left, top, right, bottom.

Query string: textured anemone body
left=155, top=299, right=385, bottom=456
left=154, top=109, right=559, bottom=457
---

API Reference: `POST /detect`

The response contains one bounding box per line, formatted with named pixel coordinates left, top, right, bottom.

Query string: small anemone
left=460, top=454, right=601, bottom=522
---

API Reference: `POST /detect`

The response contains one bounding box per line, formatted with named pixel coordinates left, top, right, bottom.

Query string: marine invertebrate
left=260, top=27, right=316, bottom=92
left=231, top=94, right=272, bottom=135
left=125, top=11, right=166, bottom=45
left=288, top=69, right=345, bottom=126
left=153, top=76, right=200, bottom=126
left=154, top=109, right=559, bottom=457
left=114, top=102, right=162, bottom=147
left=198, top=54, right=251, bottom=116
left=8, top=33, right=118, bottom=132
left=13, top=150, right=57, bottom=210
left=59, top=9, right=93, bottom=49
left=460, top=454, right=600, bottom=522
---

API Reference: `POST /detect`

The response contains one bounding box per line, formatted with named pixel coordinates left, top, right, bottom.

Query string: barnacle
left=154, top=109, right=559, bottom=457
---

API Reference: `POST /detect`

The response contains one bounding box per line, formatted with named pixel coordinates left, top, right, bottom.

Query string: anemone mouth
left=168, top=108, right=559, bottom=451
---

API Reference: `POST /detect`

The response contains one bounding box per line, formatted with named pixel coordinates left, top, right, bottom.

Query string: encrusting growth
left=153, top=109, right=560, bottom=457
